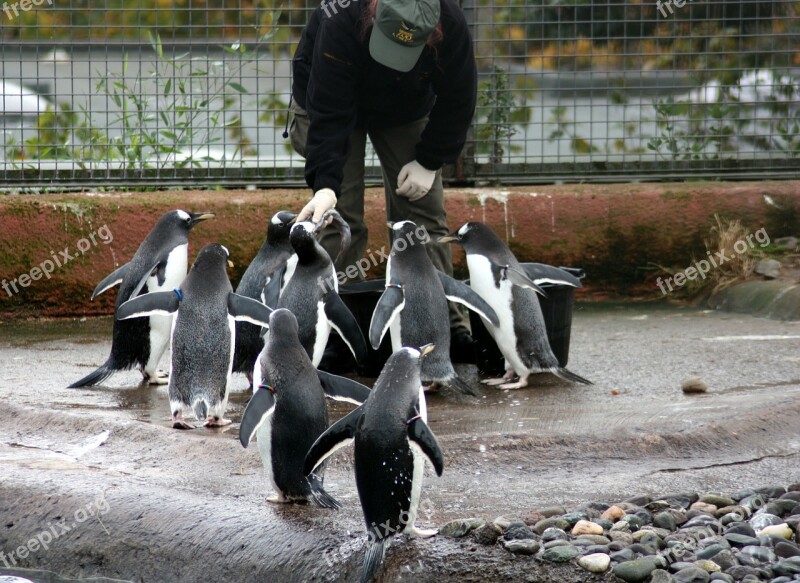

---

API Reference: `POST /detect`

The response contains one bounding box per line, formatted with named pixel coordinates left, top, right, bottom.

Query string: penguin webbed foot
left=203, top=417, right=232, bottom=428
left=266, top=493, right=291, bottom=504
left=481, top=369, right=517, bottom=386
left=498, top=377, right=529, bottom=390
left=145, top=369, right=169, bottom=385
left=406, top=526, right=438, bottom=539
left=172, top=411, right=195, bottom=430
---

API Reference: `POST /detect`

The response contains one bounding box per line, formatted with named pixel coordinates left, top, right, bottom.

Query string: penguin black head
left=164, top=209, right=216, bottom=232
left=375, top=344, right=435, bottom=396
left=387, top=220, right=430, bottom=254
left=438, top=222, right=500, bottom=254
left=268, top=307, right=299, bottom=337
left=290, top=221, right=326, bottom=262
left=267, top=211, right=298, bottom=244
left=191, top=243, right=232, bottom=274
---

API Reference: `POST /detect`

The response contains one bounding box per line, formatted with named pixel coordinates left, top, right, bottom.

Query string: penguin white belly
left=310, top=299, right=331, bottom=367
left=402, top=386, right=428, bottom=535
left=280, top=254, right=299, bottom=296
left=255, top=416, right=280, bottom=496
left=405, top=441, right=426, bottom=534
left=466, top=255, right=531, bottom=377
left=144, top=244, right=188, bottom=376
left=389, top=317, right=402, bottom=353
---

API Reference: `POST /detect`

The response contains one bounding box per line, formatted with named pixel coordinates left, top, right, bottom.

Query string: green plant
left=8, top=103, right=109, bottom=165
left=474, top=65, right=529, bottom=164
left=547, top=105, right=598, bottom=155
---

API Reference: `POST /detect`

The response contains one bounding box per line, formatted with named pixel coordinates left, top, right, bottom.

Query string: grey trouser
left=289, top=100, right=469, bottom=332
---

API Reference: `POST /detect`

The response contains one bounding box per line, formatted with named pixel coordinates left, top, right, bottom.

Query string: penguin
left=239, top=308, right=371, bottom=508
left=117, top=244, right=273, bottom=429
left=368, top=221, right=499, bottom=397
left=304, top=345, right=444, bottom=583
left=233, top=210, right=297, bottom=386
left=68, top=209, right=214, bottom=388
left=438, top=221, right=592, bottom=389
left=262, top=220, right=366, bottom=367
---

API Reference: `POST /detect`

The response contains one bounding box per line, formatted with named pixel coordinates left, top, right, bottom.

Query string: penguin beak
left=386, top=221, right=394, bottom=229
left=189, top=212, right=216, bottom=226
left=437, top=232, right=459, bottom=244
left=227, top=260, right=234, bottom=268
left=419, top=343, right=435, bottom=358
left=288, top=215, right=298, bottom=224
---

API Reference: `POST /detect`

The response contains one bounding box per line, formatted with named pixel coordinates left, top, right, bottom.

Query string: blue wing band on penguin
left=316, top=370, right=371, bottom=405
left=436, top=272, right=500, bottom=327
left=304, top=404, right=364, bottom=476
left=116, top=290, right=181, bottom=320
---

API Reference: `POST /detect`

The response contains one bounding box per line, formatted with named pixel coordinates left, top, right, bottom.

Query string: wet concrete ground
left=1, top=302, right=800, bottom=582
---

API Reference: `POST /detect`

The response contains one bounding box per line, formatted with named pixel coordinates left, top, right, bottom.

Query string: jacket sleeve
left=415, top=9, right=477, bottom=171
left=303, top=20, right=361, bottom=197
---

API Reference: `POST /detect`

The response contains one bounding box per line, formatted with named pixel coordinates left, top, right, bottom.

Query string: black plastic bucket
left=321, top=270, right=583, bottom=377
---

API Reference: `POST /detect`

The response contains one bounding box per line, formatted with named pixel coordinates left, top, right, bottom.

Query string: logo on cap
left=393, top=20, right=417, bottom=44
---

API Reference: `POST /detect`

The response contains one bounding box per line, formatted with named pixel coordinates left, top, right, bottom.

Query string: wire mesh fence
left=1, top=0, right=799, bottom=188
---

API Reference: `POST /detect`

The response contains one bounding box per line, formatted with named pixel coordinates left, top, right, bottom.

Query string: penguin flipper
left=437, top=272, right=500, bottom=328
left=117, top=290, right=180, bottom=320
left=91, top=262, right=130, bottom=300
left=316, top=370, right=371, bottom=405
left=520, top=263, right=583, bottom=288
left=492, top=263, right=547, bottom=296
left=306, top=473, right=342, bottom=510
left=304, top=404, right=364, bottom=475
left=67, top=358, right=115, bottom=388
left=324, top=290, right=368, bottom=363
left=239, top=386, right=276, bottom=447
left=228, top=293, right=273, bottom=327
left=262, top=265, right=285, bottom=309
left=361, top=539, right=388, bottom=583
left=407, top=412, right=444, bottom=477
left=554, top=367, right=593, bottom=385
left=368, top=285, right=404, bottom=350
left=129, top=260, right=164, bottom=299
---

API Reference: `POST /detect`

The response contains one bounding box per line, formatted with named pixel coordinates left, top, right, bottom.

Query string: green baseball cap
left=369, top=0, right=441, bottom=72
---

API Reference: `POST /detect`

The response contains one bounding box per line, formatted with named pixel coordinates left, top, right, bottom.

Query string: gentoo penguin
left=233, top=210, right=297, bottom=385
left=117, top=244, right=273, bottom=429
left=305, top=345, right=444, bottom=583
left=368, top=221, right=499, bottom=397
left=68, top=209, right=214, bottom=388
left=262, top=220, right=366, bottom=367
left=239, top=309, right=371, bottom=508
left=439, top=221, right=592, bottom=388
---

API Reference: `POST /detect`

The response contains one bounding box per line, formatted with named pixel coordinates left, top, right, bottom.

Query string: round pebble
left=681, top=377, right=708, bottom=394
left=577, top=552, right=610, bottom=573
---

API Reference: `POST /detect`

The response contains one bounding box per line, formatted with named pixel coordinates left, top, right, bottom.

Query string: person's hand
left=397, top=161, right=436, bottom=201
left=298, top=188, right=337, bottom=224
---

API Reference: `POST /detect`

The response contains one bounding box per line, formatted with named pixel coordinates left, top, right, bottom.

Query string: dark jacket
left=292, top=0, right=477, bottom=196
